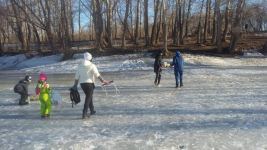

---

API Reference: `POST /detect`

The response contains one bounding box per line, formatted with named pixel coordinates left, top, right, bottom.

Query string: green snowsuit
left=36, top=81, right=53, bottom=116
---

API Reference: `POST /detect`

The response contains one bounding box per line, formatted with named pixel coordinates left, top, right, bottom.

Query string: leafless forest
left=0, top=0, right=266, bottom=58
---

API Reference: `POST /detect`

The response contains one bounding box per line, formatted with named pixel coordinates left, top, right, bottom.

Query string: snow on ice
left=0, top=50, right=267, bottom=150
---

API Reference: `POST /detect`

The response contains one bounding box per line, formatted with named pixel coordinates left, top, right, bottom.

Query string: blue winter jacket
left=172, top=51, right=184, bottom=71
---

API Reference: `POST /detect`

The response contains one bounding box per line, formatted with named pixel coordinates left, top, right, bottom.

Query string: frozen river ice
left=1, top=65, right=267, bottom=150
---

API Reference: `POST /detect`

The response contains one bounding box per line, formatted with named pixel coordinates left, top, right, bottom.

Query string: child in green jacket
left=36, top=74, right=53, bottom=119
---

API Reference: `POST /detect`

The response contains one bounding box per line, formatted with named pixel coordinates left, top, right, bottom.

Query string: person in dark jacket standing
left=14, top=75, right=32, bottom=105
left=154, top=50, right=163, bottom=87
left=171, top=51, right=184, bottom=88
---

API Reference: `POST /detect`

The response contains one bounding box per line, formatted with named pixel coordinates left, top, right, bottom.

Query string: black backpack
left=69, top=88, right=81, bottom=108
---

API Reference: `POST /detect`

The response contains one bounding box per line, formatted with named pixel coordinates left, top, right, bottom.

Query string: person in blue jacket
left=171, top=51, right=184, bottom=88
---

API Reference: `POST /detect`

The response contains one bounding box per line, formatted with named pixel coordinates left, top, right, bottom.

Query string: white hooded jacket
left=75, top=60, right=100, bottom=83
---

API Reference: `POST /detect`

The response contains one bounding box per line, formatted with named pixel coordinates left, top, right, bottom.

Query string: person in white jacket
left=73, top=52, right=110, bottom=119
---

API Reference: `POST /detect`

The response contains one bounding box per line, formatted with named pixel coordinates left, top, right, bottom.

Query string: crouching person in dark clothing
left=171, top=51, right=184, bottom=88
left=14, top=75, right=32, bottom=105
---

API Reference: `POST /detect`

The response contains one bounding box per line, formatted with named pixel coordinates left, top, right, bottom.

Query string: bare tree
left=178, top=0, right=182, bottom=44
left=122, top=0, right=130, bottom=50
left=204, top=0, right=210, bottom=43
left=180, top=0, right=186, bottom=44
left=134, top=0, right=140, bottom=45
left=150, top=0, right=160, bottom=46
left=70, top=0, right=74, bottom=42
left=79, top=0, right=81, bottom=43
left=156, top=1, right=162, bottom=44
left=216, top=0, right=222, bottom=53
left=162, top=0, right=168, bottom=54
left=92, top=0, right=105, bottom=51
left=144, top=0, right=149, bottom=46
left=10, top=0, right=30, bottom=57
left=173, top=0, right=179, bottom=44
left=106, top=0, right=113, bottom=47
left=211, top=0, right=217, bottom=43
left=0, top=6, right=6, bottom=56
left=185, top=0, right=192, bottom=36
left=197, top=0, right=205, bottom=44
left=229, top=0, right=246, bottom=53
left=222, top=0, right=230, bottom=42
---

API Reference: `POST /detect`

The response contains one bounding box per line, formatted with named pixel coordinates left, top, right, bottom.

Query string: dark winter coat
left=172, top=51, right=184, bottom=71
left=14, top=80, right=30, bottom=95
left=154, top=54, right=162, bottom=73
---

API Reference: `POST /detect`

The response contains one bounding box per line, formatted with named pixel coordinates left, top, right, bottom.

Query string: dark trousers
left=18, top=91, right=28, bottom=102
left=155, top=69, right=162, bottom=84
left=80, top=83, right=95, bottom=115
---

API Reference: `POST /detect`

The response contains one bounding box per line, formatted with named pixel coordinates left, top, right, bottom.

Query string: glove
left=71, top=86, right=77, bottom=90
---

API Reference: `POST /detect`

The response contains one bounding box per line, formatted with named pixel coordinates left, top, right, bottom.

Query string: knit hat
left=39, top=73, right=47, bottom=81
left=25, top=75, right=32, bottom=81
left=84, top=52, right=92, bottom=61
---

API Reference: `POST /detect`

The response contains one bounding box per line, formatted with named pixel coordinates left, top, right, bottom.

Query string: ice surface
left=0, top=52, right=267, bottom=149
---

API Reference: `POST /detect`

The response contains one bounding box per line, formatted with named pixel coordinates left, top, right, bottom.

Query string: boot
left=41, top=115, right=46, bottom=119
left=180, top=83, right=183, bottom=87
left=82, top=112, right=90, bottom=119
left=176, top=84, right=179, bottom=88
left=90, top=110, right=96, bottom=115
left=82, top=115, right=90, bottom=119
left=19, top=101, right=29, bottom=105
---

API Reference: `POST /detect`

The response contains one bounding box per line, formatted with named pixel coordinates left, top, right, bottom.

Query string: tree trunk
left=162, top=0, right=168, bottom=54
left=0, top=27, right=5, bottom=56
left=173, top=0, right=179, bottom=44
left=130, top=0, right=133, bottom=40
left=180, top=0, right=186, bottom=44
left=10, top=0, right=27, bottom=56
left=207, top=0, right=211, bottom=34
left=222, top=0, right=230, bottom=42
left=185, top=0, right=192, bottom=36
left=197, top=0, right=205, bottom=44
left=216, top=0, right=222, bottom=53
left=70, top=0, right=74, bottom=42
left=92, top=0, right=105, bottom=51
left=211, top=0, right=217, bottom=43
left=122, top=0, right=130, bottom=50
left=178, top=0, right=182, bottom=44
left=229, top=0, right=245, bottom=53
left=106, top=0, right=113, bottom=47
left=33, top=25, right=42, bottom=56
left=140, top=6, right=142, bottom=39
left=156, top=1, right=163, bottom=44
left=134, top=0, right=140, bottom=45
left=79, top=0, right=81, bottom=44
left=42, top=0, right=56, bottom=54
left=150, top=0, right=160, bottom=46
left=263, top=42, right=267, bottom=53
left=204, top=0, right=210, bottom=43
left=114, top=7, right=117, bottom=39
left=144, top=0, right=149, bottom=46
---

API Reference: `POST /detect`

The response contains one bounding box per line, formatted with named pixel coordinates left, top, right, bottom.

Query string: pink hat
left=39, top=73, right=47, bottom=81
